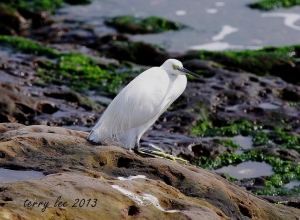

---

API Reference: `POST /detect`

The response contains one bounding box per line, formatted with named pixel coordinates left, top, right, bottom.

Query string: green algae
left=194, top=149, right=264, bottom=169
left=256, top=186, right=300, bottom=196
left=252, top=130, right=300, bottom=151
left=0, top=35, right=60, bottom=57
left=0, top=36, right=134, bottom=95
left=191, top=115, right=300, bottom=196
left=1, top=0, right=63, bottom=13
left=248, top=0, right=300, bottom=11
left=0, top=0, right=91, bottom=35
left=37, top=53, right=138, bottom=95
left=191, top=119, right=261, bottom=137
left=255, top=157, right=300, bottom=196
left=1, top=0, right=90, bottom=14
left=37, top=53, right=133, bottom=94
left=191, top=109, right=212, bottom=137
left=223, top=173, right=238, bottom=182
left=105, top=15, right=185, bottom=34
left=194, top=147, right=300, bottom=196
left=252, top=131, right=271, bottom=146
left=183, top=45, right=300, bottom=84
left=215, top=139, right=241, bottom=150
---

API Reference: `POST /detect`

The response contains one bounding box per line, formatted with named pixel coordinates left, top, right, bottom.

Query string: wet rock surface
left=0, top=51, right=102, bottom=131
left=0, top=123, right=300, bottom=220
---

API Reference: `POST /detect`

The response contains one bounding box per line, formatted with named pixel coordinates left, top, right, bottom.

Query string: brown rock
left=36, top=100, right=58, bottom=114
left=0, top=4, right=28, bottom=32
left=0, top=83, right=37, bottom=124
left=0, top=123, right=299, bottom=219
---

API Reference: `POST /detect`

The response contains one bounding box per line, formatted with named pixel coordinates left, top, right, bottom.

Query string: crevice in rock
left=238, top=204, right=252, bottom=218
left=117, top=157, right=132, bottom=168
left=128, top=205, right=139, bottom=216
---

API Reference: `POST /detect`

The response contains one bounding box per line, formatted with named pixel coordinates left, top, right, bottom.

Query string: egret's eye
left=172, top=64, right=179, bottom=70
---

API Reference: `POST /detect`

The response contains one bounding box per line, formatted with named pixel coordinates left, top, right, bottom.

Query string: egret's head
left=161, top=59, right=201, bottom=78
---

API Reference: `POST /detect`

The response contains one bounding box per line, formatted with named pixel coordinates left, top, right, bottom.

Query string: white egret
left=87, top=59, right=200, bottom=153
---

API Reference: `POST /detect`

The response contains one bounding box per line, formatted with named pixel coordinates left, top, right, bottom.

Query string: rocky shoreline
left=1, top=123, right=300, bottom=219
left=1, top=0, right=300, bottom=219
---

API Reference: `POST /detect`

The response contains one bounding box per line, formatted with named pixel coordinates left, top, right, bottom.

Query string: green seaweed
left=0, top=36, right=136, bottom=95
left=248, top=0, right=300, bottom=11
left=256, top=186, right=297, bottom=196
left=105, top=15, right=185, bottom=34
left=190, top=109, right=212, bottom=137
left=214, top=139, right=241, bottom=150
left=255, top=157, right=300, bottom=196
left=193, top=147, right=300, bottom=195
left=37, top=53, right=133, bottom=94
left=183, top=45, right=300, bottom=85
left=1, top=0, right=64, bottom=13
left=191, top=119, right=261, bottom=137
left=191, top=116, right=300, bottom=196
left=0, top=35, right=60, bottom=57
left=252, top=131, right=272, bottom=146
left=1, top=0, right=91, bottom=14
left=194, top=149, right=265, bottom=169
left=252, top=130, right=300, bottom=151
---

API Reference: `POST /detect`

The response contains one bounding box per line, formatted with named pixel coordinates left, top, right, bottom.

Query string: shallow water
left=258, top=103, right=280, bottom=109
left=56, top=0, right=300, bottom=52
left=284, top=180, right=300, bottom=189
left=0, top=168, right=45, bottom=183
left=202, top=135, right=253, bottom=149
left=214, top=161, right=274, bottom=179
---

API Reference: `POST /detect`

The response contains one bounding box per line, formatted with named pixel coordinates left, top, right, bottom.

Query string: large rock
left=0, top=123, right=299, bottom=219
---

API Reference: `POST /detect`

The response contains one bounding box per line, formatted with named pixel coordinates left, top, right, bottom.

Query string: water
left=258, top=103, right=280, bottom=109
left=284, top=180, right=300, bottom=189
left=202, top=135, right=253, bottom=149
left=56, top=0, right=300, bottom=52
left=0, top=168, right=45, bottom=183
left=214, top=161, right=274, bottom=179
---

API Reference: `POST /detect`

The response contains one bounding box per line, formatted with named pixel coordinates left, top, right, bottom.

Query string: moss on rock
left=105, top=15, right=185, bottom=34
left=182, top=45, right=300, bottom=85
left=0, top=36, right=134, bottom=95
left=0, top=35, right=60, bottom=57
left=248, top=0, right=300, bottom=11
left=103, top=40, right=168, bottom=65
left=36, top=53, right=132, bottom=94
left=1, top=0, right=63, bottom=13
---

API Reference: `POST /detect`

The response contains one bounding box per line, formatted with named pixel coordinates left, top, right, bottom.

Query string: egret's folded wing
left=99, top=67, right=170, bottom=134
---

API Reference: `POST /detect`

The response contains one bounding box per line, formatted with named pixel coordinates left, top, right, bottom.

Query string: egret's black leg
left=133, top=142, right=139, bottom=153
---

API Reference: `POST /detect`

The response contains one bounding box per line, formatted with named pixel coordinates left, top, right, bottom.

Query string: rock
left=36, top=101, right=58, bottom=114
left=44, top=89, right=101, bottom=111
left=30, top=11, right=51, bottom=28
left=0, top=82, right=37, bottom=124
left=0, top=4, right=28, bottom=33
left=279, top=87, right=300, bottom=102
left=0, top=123, right=299, bottom=219
left=0, top=23, right=16, bottom=36
left=100, top=40, right=169, bottom=66
left=104, top=15, right=185, bottom=34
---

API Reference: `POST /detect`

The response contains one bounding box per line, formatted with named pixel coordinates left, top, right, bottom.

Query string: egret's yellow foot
left=136, top=148, right=188, bottom=164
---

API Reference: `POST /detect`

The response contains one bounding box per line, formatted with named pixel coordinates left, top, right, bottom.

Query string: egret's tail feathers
left=87, top=127, right=138, bottom=151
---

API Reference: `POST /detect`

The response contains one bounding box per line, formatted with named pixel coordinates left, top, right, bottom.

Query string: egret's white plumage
left=87, top=59, right=199, bottom=150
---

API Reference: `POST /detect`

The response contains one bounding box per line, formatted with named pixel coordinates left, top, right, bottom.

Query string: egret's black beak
left=179, top=67, right=201, bottom=79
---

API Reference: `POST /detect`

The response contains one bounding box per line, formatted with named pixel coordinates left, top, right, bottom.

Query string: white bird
left=87, top=59, right=200, bottom=151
